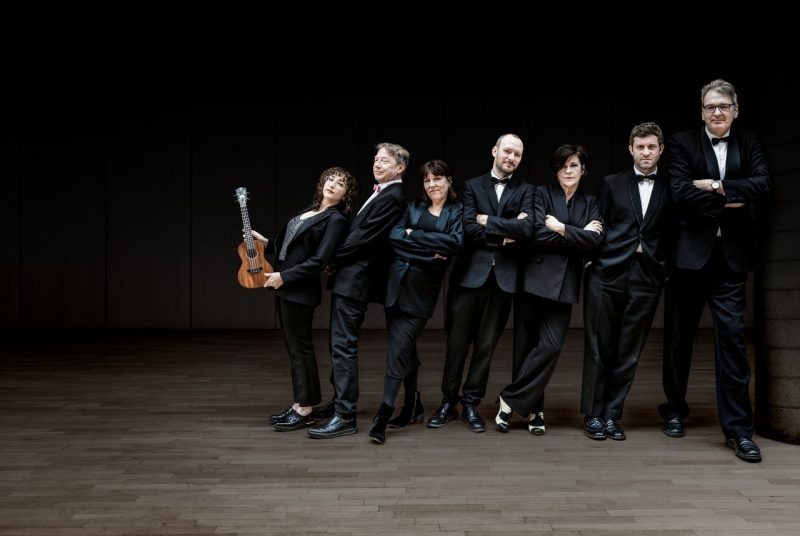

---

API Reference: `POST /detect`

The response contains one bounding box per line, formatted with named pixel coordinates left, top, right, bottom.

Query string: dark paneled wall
left=0, top=68, right=767, bottom=330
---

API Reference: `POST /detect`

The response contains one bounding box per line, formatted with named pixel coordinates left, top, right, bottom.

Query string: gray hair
left=701, top=79, right=738, bottom=106
left=375, top=142, right=410, bottom=170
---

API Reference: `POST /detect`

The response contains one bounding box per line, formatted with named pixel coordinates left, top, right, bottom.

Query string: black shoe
left=661, top=416, right=684, bottom=438
left=273, top=409, right=315, bottom=432
left=584, top=416, right=606, bottom=440
left=388, top=391, right=424, bottom=429
left=307, top=414, right=357, bottom=439
left=268, top=405, right=293, bottom=424
left=368, top=403, right=394, bottom=445
left=604, top=418, right=626, bottom=441
left=427, top=402, right=458, bottom=428
left=528, top=412, right=545, bottom=436
left=495, top=396, right=511, bottom=433
left=726, top=436, right=762, bottom=463
left=311, top=398, right=336, bottom=419
left=461, top=404, right=486, bottom=433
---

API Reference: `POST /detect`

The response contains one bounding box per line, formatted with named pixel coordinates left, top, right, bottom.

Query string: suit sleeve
left=484, top=184, right=535, bottom=243
left=280, top=215, right=348, bottom=285
left=461, top=181, right=487, bottom=243
left=533, top=187, right=561, bottom=245
left=562, top=195, right=603, bottom=251
left=667, top=135, right=725, bottom=217
left=721, top=136, right=771, bottom=203
left=335, top=191, right=406, bottom=265
left=390, top=204, right=434, bottom=258
left=408, top=203, right=465, bottom=257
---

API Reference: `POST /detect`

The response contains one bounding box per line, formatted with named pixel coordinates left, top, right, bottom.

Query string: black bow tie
left=711, top=136, right=730, bottom=145
left=636, top=174, right=656, bottom=182
left=491, top=177, right=510, bottom=186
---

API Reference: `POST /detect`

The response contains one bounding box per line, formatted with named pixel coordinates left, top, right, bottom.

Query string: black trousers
left=275, top=296, right=320, bottom=406
left=329, top=293, right=369, bottom=418
left=660, top=242, right=753, bottom=439
left=501, top=293, right=572, bottom=417
left=442, top=276, right=512, bottom=407
left=384, top=306, right=426, bottom=381
left=581, top=256, right=662, bottom=420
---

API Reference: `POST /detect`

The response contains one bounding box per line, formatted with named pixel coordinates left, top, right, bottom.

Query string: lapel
left=725, top=130, right=742, bottom=179
left=700, top=130, right=721, bottom=181
left=497, top=178, right=518, bottom=215
left=409, top=201, right=425, bottom=228
left=642, top=173, right=665, bottom=229
left=435, top=202, right=453, bottom=232
left=288, top=207, right=333, bottom=246
left=626, top=170, right=644, bottom=225
left=549, top=184, right=569, bottom=224
left=482, top=175, right=499, bottom=214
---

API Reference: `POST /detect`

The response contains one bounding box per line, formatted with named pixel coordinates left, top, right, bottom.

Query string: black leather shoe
left=461, top=404, right=486, bottom=433
left=427, top=402, right=458, bottom=428
left=726, top=436, right=762, bottom=463
left=273, top=409, right=315, bottom=432
left=604, top=418, right=626, bottom=440
left=311, top=398, right=336, bottom=419
left=388, top=391, right=424, bottom=429
left=661, top=416, right=685, bottom=438
left=269, top=405, right=293, bottom=424
left=584, top=416, right=606, bottom=440
left=307, top=414, right=357, bottom=439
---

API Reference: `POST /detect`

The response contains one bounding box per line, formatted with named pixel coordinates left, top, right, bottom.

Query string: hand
left=406, top=228, right=413, bottom=236
left=725, top=202, right=745, bottom=208
left=433, top=253, right=448, bottom=260
left=583, top=220, right=603, bottom=235
left=323, top=265, right=336, bottom=277
left=263, top=272, right=283, bottom=289
left=502, top=237, right=516, bottom=245
left=516, top=212, right=528, bottom=220
left=250, top=229, right=268, bottom=243
left=476, top=214, right=488, bottom=226
left=544, top=215, right=565, bottom=235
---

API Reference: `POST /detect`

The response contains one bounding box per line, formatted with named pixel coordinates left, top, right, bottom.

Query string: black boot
left=387, top=391, right=424, bottom=429
left=368, top=403, right=394, bottom=445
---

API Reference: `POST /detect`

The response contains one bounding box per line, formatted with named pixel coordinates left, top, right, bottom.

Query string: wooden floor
left=1, top=330, right=798, bottom=536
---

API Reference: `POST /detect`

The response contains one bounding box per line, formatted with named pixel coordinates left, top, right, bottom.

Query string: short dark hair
left=551, top=144, right=589, bottom=175
left=419, top=159, right=458, bottom=204
left=628, top=122, right=664, bottom=145
left=310, top=166, right=359, bottom=216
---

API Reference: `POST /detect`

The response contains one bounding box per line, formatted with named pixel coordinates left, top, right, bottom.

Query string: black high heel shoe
left=387, top=391, right=424, bottom=429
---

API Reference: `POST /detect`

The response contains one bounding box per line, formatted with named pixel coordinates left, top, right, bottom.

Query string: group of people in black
left=251, top=79, right=771, bottom=463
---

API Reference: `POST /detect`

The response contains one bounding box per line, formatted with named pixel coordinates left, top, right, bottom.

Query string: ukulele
left=235, top=187, right=273, bottom=288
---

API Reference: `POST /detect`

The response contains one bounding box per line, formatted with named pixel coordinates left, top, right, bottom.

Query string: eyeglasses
left=703, top=103, right=735, bottom=114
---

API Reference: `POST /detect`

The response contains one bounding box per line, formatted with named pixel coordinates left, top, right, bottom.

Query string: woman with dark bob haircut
left=495, top=144, right=603, bottom=436
left=368, top=160, right=464, bottom=444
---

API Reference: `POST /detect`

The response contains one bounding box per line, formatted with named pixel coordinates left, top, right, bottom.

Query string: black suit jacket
left=590, top=169, right=672, bottom=286
left=450, top=173, right=535, bottom=293
left=668, top=127, right=771, bottom=272
left=385, top=200, right=464, bottom=319
left=329, top=182, right=407, bottom=303
left=270, top=206, right=349, bottom=307
left=521, top=184, right=603, bottom=303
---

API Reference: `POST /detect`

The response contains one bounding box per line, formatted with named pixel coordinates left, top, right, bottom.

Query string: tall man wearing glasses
left=659, top=79, right=771, bottom=462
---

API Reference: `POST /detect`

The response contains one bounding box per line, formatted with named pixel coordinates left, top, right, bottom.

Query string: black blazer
left=590, top=169, right=672, bottom=286
left=385, top=200, right=464, bottom=319
left=668, top=127, right=771, bottom=272
left=329, top=182, right=407, bottom=303
left=270, top=205, right=349, bottom=307
left=450, top=173, right=535, bottom=294
left=521, top=184, right=603, bottom=304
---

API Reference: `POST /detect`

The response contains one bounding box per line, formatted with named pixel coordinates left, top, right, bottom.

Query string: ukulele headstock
left=235, top=187, right=249, bottom=205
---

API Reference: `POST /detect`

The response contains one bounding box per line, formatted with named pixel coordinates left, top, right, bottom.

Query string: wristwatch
left=711, top=180, right=720, bottom=192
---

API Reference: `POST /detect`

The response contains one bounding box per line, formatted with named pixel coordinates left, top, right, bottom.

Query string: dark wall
left=0, top=67, right=769, bottom=329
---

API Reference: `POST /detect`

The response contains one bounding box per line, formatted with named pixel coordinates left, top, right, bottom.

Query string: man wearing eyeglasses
left=659, top=79, right=771, bottom=462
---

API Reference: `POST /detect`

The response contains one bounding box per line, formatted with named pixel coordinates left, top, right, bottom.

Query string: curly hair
left=310, top=166, right=359, bottom=216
